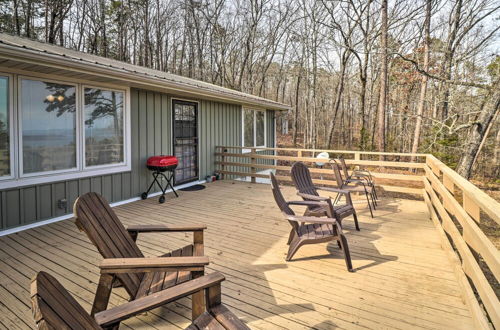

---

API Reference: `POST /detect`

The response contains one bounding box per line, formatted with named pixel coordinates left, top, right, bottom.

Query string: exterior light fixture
left=46, top=95, right=55, bottom=102
left=57, top=95, right=65, bottom=102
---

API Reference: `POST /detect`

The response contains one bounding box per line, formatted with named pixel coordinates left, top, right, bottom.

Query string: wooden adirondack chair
left=337, top=156, right=378, bottom=204
left=290, top=162, right=360, bottom=231
left=30, top=271, right=250, bottom=330
left=329, top=161, right=376, bottom=218
left=73, top=192, right=208, bottom=319
left=270, top=173, right=353, bottom=271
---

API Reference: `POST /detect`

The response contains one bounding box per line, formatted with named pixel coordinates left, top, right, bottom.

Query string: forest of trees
left=0, top=0, right=498, bottom=180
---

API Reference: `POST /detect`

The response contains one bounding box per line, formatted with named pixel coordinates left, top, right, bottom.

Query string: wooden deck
left=0, top=180, right=474, bottom=329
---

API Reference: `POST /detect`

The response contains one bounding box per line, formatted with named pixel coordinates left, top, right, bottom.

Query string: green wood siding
left=198, top=99, right=241, bottom=180
left=0, top=88, right=275, bottom=230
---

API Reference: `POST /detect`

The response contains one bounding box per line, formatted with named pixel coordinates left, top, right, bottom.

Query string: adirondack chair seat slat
left=136, top=244, right=195, bottom=298
left=306, top=203, right=354, bottom=219
left=298, top=223, right=333, bottom=239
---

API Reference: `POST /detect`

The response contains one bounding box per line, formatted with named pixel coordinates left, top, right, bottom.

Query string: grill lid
left=146, top=155, right=178, bottom=168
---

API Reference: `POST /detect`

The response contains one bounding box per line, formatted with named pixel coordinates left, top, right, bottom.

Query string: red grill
left=142, top=155, right=179, bottom=203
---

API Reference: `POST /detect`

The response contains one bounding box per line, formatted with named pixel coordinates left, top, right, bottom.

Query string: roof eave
left=0, top=44, right=291, bottom=111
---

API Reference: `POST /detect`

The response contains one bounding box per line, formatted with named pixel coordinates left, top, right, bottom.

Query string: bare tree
left=377, top=0, right=388, bottom=153
left=411, top=0, right=432, bottom=160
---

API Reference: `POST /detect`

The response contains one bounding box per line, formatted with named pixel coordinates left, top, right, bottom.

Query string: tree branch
left=392, top=52, right=492, bottom=90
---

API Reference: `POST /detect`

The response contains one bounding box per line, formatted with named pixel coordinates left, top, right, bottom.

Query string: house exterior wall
left=0, top=87, right=275, bottom=230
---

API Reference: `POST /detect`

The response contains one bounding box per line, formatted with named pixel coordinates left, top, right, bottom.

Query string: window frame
left=0, top=73, right=15, bottom=180
left=82, top=84, right=127, bottom=170
left=241, top=107, right=267, bottom=153
left=0, top=74, right=131, bottom=190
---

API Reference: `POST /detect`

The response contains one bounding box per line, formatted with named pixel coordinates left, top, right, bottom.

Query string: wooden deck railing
left=424, top=155, right=499, bottom=329
left=215, top=146, right=499, bottom=330
left=215, top=146, right=426, bottom=194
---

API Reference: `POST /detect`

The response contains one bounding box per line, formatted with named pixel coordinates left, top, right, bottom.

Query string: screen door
left=173, top=100, right=198, bottom=184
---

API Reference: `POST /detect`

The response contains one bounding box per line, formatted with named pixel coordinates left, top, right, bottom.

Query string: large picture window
left=242, top=109, right=266, bottom=149
left=21, top=79, right=77, bottom=174
left=0, top=75, right=130, bottom=189
left=84, top=88, right=124, bottom=167
left=0, top=76, right=10, bottom=177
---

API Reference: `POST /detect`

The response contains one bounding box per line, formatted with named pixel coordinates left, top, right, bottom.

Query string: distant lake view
left=23, top=128, right=119, bottom=147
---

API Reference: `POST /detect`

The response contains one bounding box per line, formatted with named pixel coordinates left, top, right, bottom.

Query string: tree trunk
left=292, top=68, right=302, bottom=146
left=13, top=0, right=21, bottom=35
left=376, top=0, right=388, bottom=155
left=326, top=51, right=349, bottom=148
left=411, top=0, right=431, bottom=161
left=100, top=0, right=107, bottom=57
left=439, top=0, right=462, bottom=120
left=494, top=128, right=500, bottom=178
left=456, top=83, right=500, bottom=179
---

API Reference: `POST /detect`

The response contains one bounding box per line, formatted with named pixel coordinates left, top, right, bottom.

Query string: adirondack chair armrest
left=353, top=169, right=371, bottom=176
left=126, top=225, right=205, bottom=256
left=296, top=192, right=330, bottom=201
left=285, top=215, right=337, bottom=225
left=345, top=178, right=367, bottom=185
left=315, top=187, right=353, bottom=205
left=126, top=224, right=207, bottom=233
left=94, top=272, right=226, bottom=328
left=99, top=256, right=209, bottom=274
left=315, top=187, right=349, bottom=195
left=287, top=200, right=330, bottom=207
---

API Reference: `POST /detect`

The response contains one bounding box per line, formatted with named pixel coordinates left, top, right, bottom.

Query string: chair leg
left=371, top=193, right=377, bottom=210
left=365, top=191, right=374, bottom=218
left=337, top=240, right=342, bottom=249
left=286, top=238, right=304, bottom=261
left=372, top=185, right=378, bottom=200
left=338, top=234, right=354, bottom=272
left=191, top=271, right=205, bottom=320
left=333, top=193, right=341, bottom=205
left=287, top=230, right=295, bottom=245
left=370, top=188, right=378, bottom=208
left=352, top=212, right=360, bottom=231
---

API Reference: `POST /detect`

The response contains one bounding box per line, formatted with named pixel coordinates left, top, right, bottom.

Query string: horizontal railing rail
left=214, top=145, right=499, bottom=329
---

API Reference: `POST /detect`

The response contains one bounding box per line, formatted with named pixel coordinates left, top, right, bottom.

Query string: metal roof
left=0, top=33, right=290, bottom=111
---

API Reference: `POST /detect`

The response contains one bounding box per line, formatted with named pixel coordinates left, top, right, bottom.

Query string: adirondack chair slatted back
left=73, top=192, right=144, bottom=298
left=31, top=271, right=102, bottom=330
left=330, top=162, right=344, bottom=188
left=338, top=157, right=350, bottom=182
left=270, top=173, right=299, bottom=231
left=290, top=162, right=319, bottom=197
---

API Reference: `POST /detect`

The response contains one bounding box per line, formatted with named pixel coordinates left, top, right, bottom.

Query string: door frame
left=171, top=98, right=200, bottom=184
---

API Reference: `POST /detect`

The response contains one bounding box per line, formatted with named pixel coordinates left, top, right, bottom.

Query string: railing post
left=463, top=193, right=481, bottom=223
left=354, top=152, right=360, bottom=170
left=221, top=147, right=226, bottom=180
left=251, top=147, right=256, bottom=183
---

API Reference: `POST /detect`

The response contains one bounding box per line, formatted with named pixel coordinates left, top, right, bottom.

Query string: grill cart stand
left=142, top=156, right=179, bottom=203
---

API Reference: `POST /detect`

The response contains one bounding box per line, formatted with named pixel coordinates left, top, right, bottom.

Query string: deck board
left=0, top=180, right=474, bottom=329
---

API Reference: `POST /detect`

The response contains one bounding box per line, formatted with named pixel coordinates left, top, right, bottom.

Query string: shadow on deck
left=0, top=180, right=473, bottom=329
